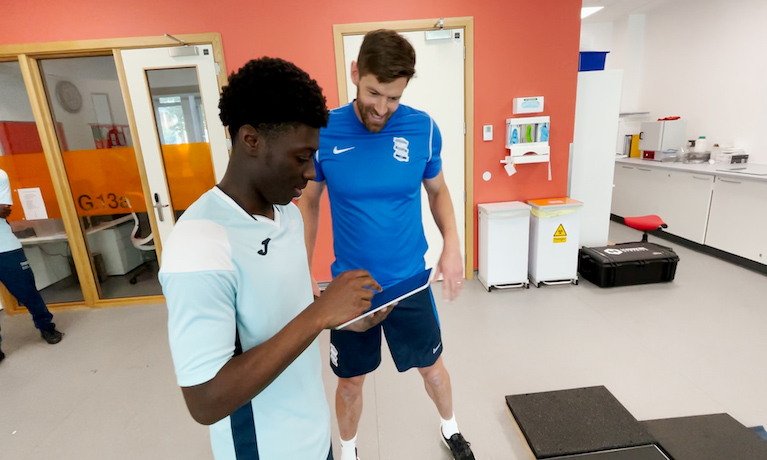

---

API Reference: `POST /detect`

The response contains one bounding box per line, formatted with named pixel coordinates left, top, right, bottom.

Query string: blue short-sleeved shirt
left=314, top=103, right=442, bottom=288
left=159, top=187, right=330, bottom=460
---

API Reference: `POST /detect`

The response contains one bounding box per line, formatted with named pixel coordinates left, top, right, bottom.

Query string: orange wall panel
left=160, top=142, right=216, bottom=210
left=0, top=153, right=62, bottom=220
left=1, top=145, right=216, bottom=220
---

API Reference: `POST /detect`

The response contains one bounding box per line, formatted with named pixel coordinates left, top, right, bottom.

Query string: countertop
left=615, top=157, right=767, bottom=182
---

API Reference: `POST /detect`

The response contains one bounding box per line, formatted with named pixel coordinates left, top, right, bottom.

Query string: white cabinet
left=611, top=164, right=666, bottom=218
left=611, top=164, right=641, bottom=217
left=23, top=243, right=72, bottom=290
left=612, top=164, right=713, bottom=244
left=612, top=160, right=767, bottom=265
left=86, top=221, right=143, bottom=275
left=705, top=177, right=767, bottom=263
left=657, top=171, right=713, bottom=244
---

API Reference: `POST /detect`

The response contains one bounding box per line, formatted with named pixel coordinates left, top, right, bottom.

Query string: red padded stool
left=623, top=215, right=667, bottom=242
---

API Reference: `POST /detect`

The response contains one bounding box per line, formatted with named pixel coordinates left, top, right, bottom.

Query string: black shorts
left=329, top=287, right=443, bottom=378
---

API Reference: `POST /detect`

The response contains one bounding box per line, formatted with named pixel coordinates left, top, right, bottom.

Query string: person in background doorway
left=159, top=57, right=389, bottom=460
left=0, top=168, right=64, bottom=365
left=298, top=29, right=475, bottom=460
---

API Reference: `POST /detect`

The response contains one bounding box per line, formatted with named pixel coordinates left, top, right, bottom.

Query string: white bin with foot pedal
left=527, top=198, right=582, bottom=288
left=478, top=201, right=531, bottom=291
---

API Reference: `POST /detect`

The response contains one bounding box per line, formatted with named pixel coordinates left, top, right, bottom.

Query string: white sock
left=340, top=434, right=357, bottom=460
left=441, top=413, right=459, bottom=438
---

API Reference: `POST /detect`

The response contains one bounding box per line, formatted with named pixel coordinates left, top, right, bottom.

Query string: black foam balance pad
left=506, top=386, right=656, bottom=459
left=642, top=413, right=767, bottom=460
left=548, top=445, right=669, bottom=460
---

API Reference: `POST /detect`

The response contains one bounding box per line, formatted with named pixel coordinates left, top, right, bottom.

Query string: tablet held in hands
left=335, top=268, right=432, bottom=330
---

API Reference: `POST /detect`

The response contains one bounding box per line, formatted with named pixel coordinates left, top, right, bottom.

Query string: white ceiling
left=582, top=0, right=677, bottom=22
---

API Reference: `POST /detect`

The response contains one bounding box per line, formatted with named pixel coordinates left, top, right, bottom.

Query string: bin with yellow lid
left=527, top=198, right=582, bottom=287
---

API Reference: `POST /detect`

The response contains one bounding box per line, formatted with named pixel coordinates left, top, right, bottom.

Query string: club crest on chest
left=393, top=137, right=410, bottom=162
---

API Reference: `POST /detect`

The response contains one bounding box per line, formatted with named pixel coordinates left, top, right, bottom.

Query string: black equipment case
left=578, top=242, right=679, bottom=288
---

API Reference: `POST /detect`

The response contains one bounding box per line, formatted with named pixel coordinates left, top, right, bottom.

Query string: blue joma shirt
left=314, top=103, right=442, bottom=288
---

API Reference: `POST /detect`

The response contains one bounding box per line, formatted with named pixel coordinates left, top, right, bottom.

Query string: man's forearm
left=297, top=182, right=324, bottom=268
left=299, top=199, right=320, bottom=267
left=429, top=187, right=460, bottom=249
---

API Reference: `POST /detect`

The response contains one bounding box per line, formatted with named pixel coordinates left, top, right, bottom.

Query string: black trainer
left=0, top=350, right=5, bottom=364
left=41, top=328, right=64, bottom=344
left=441, top=431, right=475, bottom=460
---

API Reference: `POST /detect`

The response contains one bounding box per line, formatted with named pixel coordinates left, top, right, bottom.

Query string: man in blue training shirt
left=298, top=30, right=475, bottom=460
left=160, top=57, right=389, bottom=460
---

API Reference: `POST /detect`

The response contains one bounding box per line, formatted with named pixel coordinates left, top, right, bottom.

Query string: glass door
left=0, top=60, right=86, bottom=305
left=38, top=55, right=163, bottom=299
left=119, top=45, right=230, bottom=247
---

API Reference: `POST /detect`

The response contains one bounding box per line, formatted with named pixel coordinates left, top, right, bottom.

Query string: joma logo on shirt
left=392, top=137, right=410, bottom=162
left=258, top=238, right=271, bottom=256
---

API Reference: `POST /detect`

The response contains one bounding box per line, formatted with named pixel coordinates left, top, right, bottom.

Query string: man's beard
left=356, top=96, right=391, bottom=133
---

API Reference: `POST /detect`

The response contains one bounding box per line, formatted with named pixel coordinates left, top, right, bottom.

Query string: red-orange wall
left=0, top=0, right=582, bottom=281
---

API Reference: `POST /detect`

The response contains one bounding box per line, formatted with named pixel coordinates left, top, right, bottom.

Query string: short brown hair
left=356, top=29, right=416, bottom=83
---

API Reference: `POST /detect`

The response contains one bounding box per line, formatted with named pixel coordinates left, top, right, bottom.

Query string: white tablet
left=335, top=268, right=432, bottom=330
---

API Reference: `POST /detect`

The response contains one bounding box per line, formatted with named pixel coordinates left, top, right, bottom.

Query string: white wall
left=584, top=0, right=767, bottom=164
left=580, top=22, right=613, bottom=52
left=45, top=75, right=132, bottom=151
left=1, top=58, right=132, bottom=151
left=640, top=0, right=767, bottom=163
left=0, top=63, right=35, bottom=122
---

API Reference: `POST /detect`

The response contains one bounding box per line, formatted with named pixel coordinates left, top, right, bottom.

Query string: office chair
left=129, top=212, right=155, bottom=285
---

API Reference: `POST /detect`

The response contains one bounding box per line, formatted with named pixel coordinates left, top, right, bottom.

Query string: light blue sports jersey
left=315, top=103, right=442, bottom=288
left=159, top=187, right=330, bottom=460
left=0, top=169, right=22, bottom=254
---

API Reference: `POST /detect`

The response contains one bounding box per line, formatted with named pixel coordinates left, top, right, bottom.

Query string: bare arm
left=423, top=171, right=464, bottom=300
left=297, top=180, right=326, bottom=296
left=181, top=269, right=380, bottom=425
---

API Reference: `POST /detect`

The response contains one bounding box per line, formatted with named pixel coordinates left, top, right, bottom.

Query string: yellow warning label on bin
left=553, top=224, right=567, bottom=243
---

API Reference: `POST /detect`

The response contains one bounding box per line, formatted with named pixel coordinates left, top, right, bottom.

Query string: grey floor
left=38, top=261, right=162, bottom=304
left=1, top=222, right=766, bottom=460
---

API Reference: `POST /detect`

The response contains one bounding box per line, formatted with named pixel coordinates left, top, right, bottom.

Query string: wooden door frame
left=332, top=17, right=475, bottom=279
left=0, top=33, right=227, bottom=313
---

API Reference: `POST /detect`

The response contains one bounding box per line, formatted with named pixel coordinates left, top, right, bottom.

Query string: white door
left=342, top=30, right=466, bottom=271
left=120, top=45, right=229, bottom=246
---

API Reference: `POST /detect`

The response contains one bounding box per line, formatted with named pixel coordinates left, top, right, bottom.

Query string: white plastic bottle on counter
left=710, top=143, right=721, bottom=163
left=694, top=136, right=707, bottom=153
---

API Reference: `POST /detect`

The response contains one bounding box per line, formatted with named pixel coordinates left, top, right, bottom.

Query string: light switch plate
left=483, top=125, right=493, bottom=141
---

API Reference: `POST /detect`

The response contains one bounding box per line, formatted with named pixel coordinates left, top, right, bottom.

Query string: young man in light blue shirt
left=160, top=57, right=388, bottom=460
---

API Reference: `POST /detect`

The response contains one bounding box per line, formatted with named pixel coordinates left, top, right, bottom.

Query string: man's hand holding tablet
left=335, top=268, right=432, bottom=330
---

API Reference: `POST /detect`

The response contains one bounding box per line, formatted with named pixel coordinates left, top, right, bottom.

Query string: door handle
left=692, top=175, right=710, bottom=180
left=153, top=193, right=169, bottom=222
left=637, top=167, right=652, bottom=171
left=718, top=179, right=741, bottom=184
